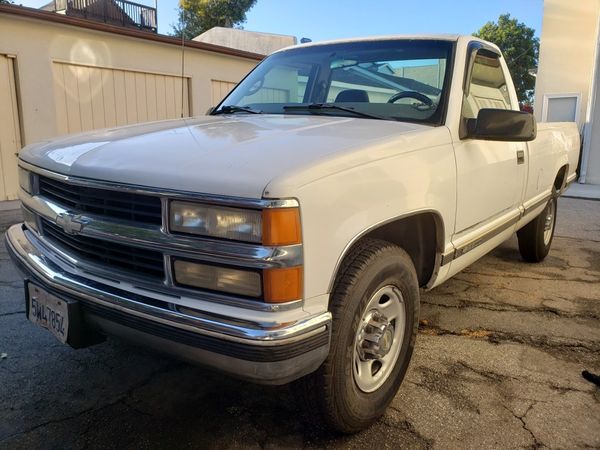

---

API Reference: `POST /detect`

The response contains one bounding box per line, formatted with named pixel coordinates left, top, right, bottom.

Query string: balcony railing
left=54, top=0, right=157, bottom=32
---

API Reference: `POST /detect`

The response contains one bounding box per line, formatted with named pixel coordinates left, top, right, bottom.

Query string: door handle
left=516, top=150, right=525, bottom=165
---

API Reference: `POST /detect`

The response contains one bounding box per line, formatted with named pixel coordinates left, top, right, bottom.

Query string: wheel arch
left=554, top=163, right=569, bottom=194
left=328, top=210, right=445, bottom=292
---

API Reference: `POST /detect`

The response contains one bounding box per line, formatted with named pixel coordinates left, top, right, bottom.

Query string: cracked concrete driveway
left=1, top=197, right=599, bottom=449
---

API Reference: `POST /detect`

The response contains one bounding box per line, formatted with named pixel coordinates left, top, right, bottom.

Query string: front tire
left=296, top=239, right=419, bottom=433
left=517, top=196, right=557, bottom=262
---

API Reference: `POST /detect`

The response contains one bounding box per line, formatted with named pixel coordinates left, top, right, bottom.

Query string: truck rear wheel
left=296, top=239, right=419, bottom=433
left=517, top=196, right=557, bottom=263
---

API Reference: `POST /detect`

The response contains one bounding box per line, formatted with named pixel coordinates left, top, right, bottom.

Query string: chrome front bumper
left=4, top=223, right=331, bottom=385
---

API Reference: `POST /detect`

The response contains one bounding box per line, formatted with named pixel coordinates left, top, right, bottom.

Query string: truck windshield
left=215, top=39, right=454, bottom=125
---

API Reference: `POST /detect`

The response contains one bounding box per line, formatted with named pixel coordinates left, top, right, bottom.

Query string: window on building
left=544, top=95, right=579, bottom=122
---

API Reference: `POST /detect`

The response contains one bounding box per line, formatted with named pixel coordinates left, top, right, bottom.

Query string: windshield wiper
left=283, top=103, right=385, bottom=120
left=213, top=105, right=262, bottom=115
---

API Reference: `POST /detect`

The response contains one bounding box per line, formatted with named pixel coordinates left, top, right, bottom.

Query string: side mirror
left=464, top=108, right=536, bottom=142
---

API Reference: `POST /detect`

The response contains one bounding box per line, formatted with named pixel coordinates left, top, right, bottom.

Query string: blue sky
left=17, top=0, right=543, bottom=40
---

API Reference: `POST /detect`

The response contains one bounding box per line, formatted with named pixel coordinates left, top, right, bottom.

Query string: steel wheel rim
left=543, top=200, right=555, bottom=246
left=353, top=285, right=406, bottom=393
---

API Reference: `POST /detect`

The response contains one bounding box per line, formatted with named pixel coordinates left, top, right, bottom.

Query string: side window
left=462, top=51, right=512, bottom=119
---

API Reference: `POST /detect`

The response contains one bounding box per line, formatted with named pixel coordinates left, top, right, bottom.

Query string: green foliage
left=474, top=14, right=539, bottom=104
left=172, top=0, right=257, bottom=40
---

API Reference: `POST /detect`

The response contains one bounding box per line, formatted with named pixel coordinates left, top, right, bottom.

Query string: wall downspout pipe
left=580, top=11, right=600, bottom=184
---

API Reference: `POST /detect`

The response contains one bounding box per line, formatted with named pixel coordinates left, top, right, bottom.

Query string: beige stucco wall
left=533, top=0, right=600, bottom=127
left=0, top=13, right=259, bottom=147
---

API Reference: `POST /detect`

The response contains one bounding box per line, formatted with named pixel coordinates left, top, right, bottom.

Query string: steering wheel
left=387, top=91, right=433, bottom=106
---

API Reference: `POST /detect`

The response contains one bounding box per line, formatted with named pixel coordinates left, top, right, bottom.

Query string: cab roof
left=274, top=34, right=463, bottom=54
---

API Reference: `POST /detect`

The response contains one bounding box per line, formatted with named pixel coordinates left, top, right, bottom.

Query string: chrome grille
left=42, top=219, right=165, bottom=280
left=38, top=176, right=162, bottom=225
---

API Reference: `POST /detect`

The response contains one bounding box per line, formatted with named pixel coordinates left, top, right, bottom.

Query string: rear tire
left=517, top=196, right=557, bottom=263
left=294, top=239, right=419, bottom=433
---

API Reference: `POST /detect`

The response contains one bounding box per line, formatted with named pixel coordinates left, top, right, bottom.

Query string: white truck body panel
left=7, top=34, right=581, bottom=386
left=19, top=115, right=428, bottom=199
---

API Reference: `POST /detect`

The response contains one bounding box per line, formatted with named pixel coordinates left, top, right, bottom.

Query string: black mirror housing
left=464, top=108, right=536, bottom=142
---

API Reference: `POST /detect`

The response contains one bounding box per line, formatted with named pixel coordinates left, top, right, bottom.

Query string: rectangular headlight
left=18, top=168, right=33, bottom=194
left=170, top=201, right=262, bottom=243
left=174, top=260, right=262, bottom=297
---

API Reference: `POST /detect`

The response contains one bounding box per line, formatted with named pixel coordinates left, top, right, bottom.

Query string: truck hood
left=20, top=115, right=430, bottom=198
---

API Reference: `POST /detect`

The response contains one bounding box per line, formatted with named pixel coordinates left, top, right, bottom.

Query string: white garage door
left=52, top=62, right=191, bottom=135
left=0, top=54, right=22, bottom=201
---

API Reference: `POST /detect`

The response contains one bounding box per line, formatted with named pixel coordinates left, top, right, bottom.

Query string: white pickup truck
left=5, top=34, right=579, bottom=432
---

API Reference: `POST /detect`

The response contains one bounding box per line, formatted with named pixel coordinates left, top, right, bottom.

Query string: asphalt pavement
left=1, top=197, right=599, bottom=449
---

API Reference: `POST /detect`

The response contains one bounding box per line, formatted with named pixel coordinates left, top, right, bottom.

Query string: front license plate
left=28, top=284, right=69, bottom=344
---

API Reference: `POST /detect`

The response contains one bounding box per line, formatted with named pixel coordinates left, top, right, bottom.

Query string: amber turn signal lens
left=262, top=208, right=301, bottom=246
left=263, top=266, right=303, bottom=303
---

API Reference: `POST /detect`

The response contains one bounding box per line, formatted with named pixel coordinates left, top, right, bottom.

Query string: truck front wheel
left=517, top=196, right=557, bottom=263
left=296, top=239, right=419, bottom=433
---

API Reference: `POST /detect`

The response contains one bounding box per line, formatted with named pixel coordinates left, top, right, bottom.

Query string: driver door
left=452, top=47, right=527, bottom=243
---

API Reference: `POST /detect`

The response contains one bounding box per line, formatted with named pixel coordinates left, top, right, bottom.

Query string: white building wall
left=534, top=0, right=600, bottom=128
left=585, top=62, right=600, bottom=184
left=534, top=0, right=600, bottom=185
